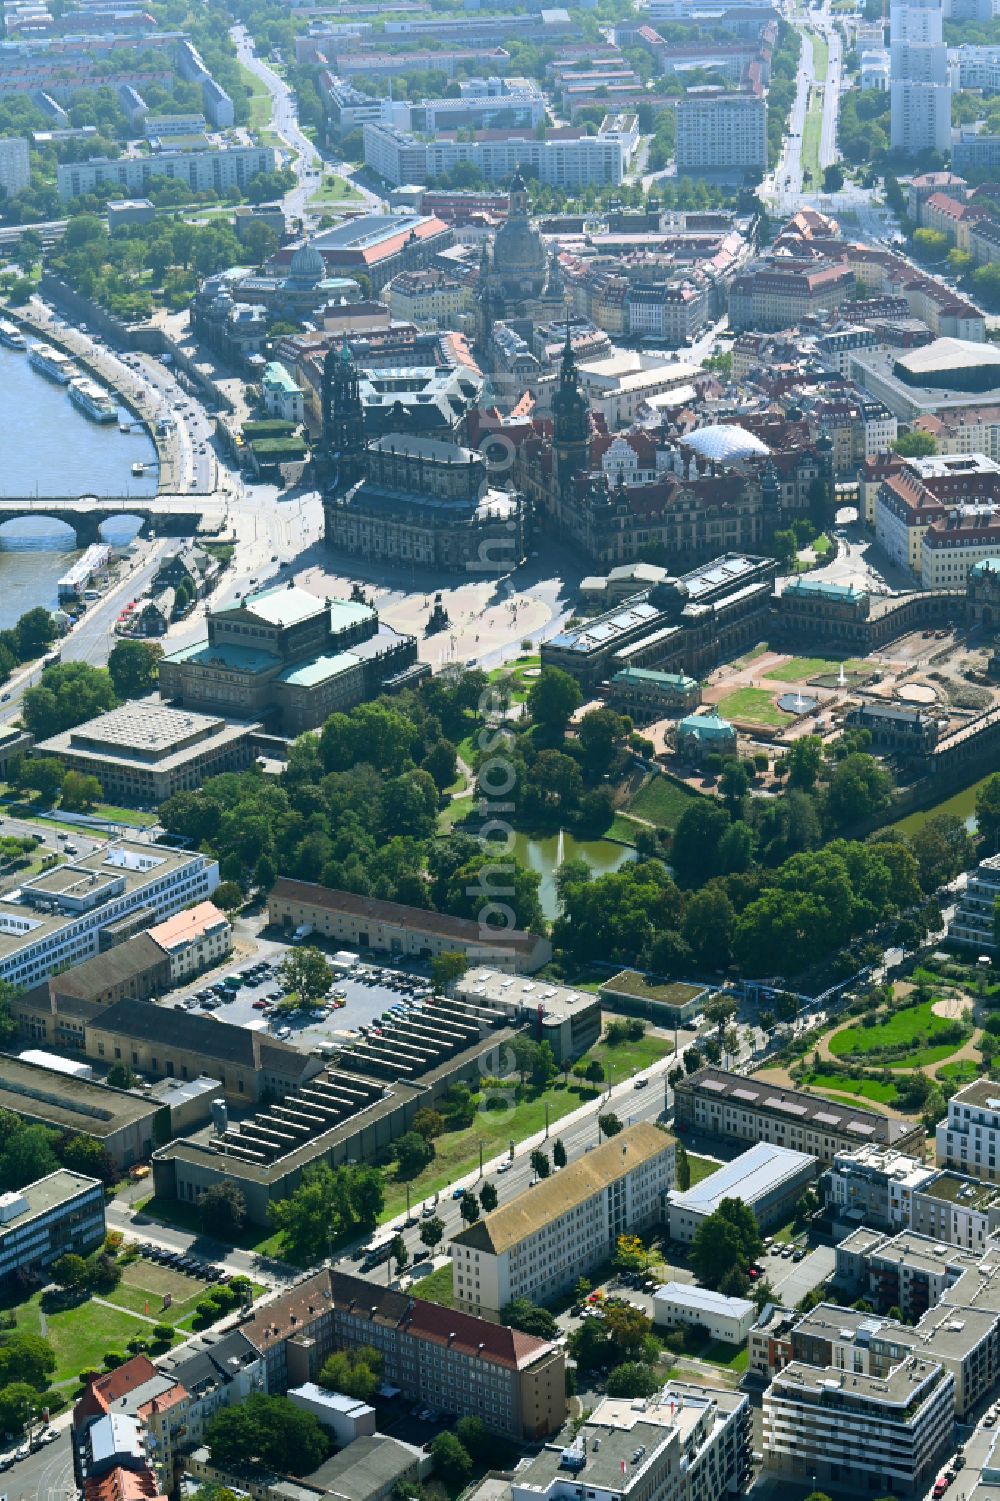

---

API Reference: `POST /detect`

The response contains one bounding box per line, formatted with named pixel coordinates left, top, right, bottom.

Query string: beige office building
left=450, top=1122, right=675, bottom=1315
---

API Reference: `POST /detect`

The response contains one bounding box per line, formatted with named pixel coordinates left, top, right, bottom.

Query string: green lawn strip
left=696, top=1340, right=749, bottom=1371
left=715, top=687, right=792, bottom=728
left=802, top=94, right=823, bottom=189
left=239, top=64, right=273, bottom=131
left=586, top=1031, right=672, bottom=1084
left=812, top=534, right=831, bottom=557
left=14, top=1292, right=151, bottom=1384
left=437, top=795, right=473, bottom=833
left=409, top=1262, right=455, bottom=1307
left=799, top=1070, right=899, bottom=1103
left=811, top=30, right=829, bottom=82
left=379, top=1079, right=604, bottom=1223
left=828, top=1000, right=967, bottom=1062
left=763, top=656, right=867, bottom=683
left=607, top=813, right=640, bottom=846
left=686, top=1154, right=720, bottom=1186
left=308, top=174, right=364, bottom=208
left=628, top=775, right=699, bottom=828
left=938, top=1059, right=980, bottom=1083
left=91, top=804, right=157, bottom=828
left=733, top=643, right=769, bottom=666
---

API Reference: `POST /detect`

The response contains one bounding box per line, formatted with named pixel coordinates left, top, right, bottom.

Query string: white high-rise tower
left=890, top=0, right=951, bottom=155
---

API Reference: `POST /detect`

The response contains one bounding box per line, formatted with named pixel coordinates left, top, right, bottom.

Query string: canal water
left=892, top=774, right=994, bottom=837
left=511, top=829, right=633, bottom=921
left=0, top=343, right=156, bottom=626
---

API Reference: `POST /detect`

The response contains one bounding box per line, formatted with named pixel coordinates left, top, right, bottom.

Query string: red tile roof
left=74, top=1358, right=160, bottom=1430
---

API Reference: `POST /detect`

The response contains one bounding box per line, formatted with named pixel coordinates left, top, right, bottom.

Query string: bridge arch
left=98, top=514, right=146, bottom=547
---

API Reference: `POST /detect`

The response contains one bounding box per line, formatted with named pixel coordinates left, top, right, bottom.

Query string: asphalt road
left=231, top=25, right=383, bottom=226
left=0, top=1429, right=75, bottom=1501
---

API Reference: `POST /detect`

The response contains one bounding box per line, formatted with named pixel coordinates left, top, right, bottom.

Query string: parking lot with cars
left=129, top=1241, right=235, bottom=1284
left=169, top=952, right=437, bottom=1054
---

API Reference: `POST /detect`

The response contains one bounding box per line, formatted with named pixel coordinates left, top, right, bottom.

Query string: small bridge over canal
left=0, top=494, right=227, bottom=546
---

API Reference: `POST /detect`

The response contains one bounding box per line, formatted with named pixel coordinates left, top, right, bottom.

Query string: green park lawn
left=937, top=1059, right=980, bottom=1084
left=764, top=656, right=867, bottom=683
left=309, top=173, right=364, bottom=208
left=379, top=1077, right=603, bottom=1222
left=12, top=1290, right=154, bottom=1385
left=798, top=1070, right=900, bottom=1104
left=104, top=1259, right=211, bottom=1325
left=828, top=1000, right=969, bottom=1067
left=811, top=30, right=829, bottom=83
left=627, top=775, right=699, bottom=829
left=486, top=655, right=541, bottom=705
left=587, top=1030, right=672, bottom=1086
left=715, top=688, right=792, bottom=728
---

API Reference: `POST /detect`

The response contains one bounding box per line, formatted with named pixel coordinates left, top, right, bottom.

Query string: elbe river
left=0, top=343, right=157, bottom=627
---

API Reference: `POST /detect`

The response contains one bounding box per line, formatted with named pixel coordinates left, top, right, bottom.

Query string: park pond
left=511, top=829, right=633, bottom=920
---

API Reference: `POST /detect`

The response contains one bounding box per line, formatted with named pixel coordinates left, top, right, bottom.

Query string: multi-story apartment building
left=922, top=507, right=1000, bottom=587
left=512, top=1386, right=751, bottom=1501
left=874, top=452, right=1000, bottom=573
left=57, top=144, right=275, bottom=200
left=788, top=1297, right=1000, bottom=1423
left=822, top=1145, right=936, bottom=1231
left=890, top=0, right=951, bottom=157
left=910, top=1170, right=1000, bottom=1252
left=384, top=269, right=464, bottom=330
left=675, top=90, right=767, bottom=173
left=238, top=1268, right=567, bottom=1440
left=673, top=1068, right=924, bottom=1164
left=450, top=1123, right=675, bottom=1315
left=0, top=1170, right=105, bottom=1283
left=937, top=1078, right=1000, bottom=1180
left=763, top=1355, right=954, bottom=1494
left=0, top=136, right=30, bottom=196
left=363, top=120, right=630, bottom=188
left=948, top=854, right=1000, bottom=953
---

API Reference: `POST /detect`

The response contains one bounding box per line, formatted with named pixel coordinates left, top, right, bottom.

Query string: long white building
left=890, top=0, right=951, bottom=156
left=57, top=144, right=275, bottom=201
left=450, top=1122, right=675, bottom=1316
left=0, top=840, right=219, bottom=992
left=362, top=120, right=632, bottom=188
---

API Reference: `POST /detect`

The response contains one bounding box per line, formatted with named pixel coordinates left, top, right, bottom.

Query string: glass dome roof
left=683, top=425, right=771, bottom=463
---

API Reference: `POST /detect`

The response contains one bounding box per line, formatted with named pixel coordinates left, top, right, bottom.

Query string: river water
left=0, top=343, right=157, bottom=626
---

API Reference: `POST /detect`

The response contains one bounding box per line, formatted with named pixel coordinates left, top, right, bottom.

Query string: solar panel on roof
left=732, top=1088, right=756, bottom=1102
left=813, top=1111, right=842, bottom=1126
left=770, top=1098, right=807, bottom=1116
left=701, top=1079, right=726, bottom=1092
left=847, top=1122, right=876, bottom=1135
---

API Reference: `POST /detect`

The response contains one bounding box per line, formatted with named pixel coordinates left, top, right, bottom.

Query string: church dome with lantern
left=490, top=168, right=547, bottom=300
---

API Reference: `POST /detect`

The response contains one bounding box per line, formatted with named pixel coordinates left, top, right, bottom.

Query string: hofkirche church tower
left=319, top=336, right=364, bottom=495
left=551, top=324, right=590, bottom=496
